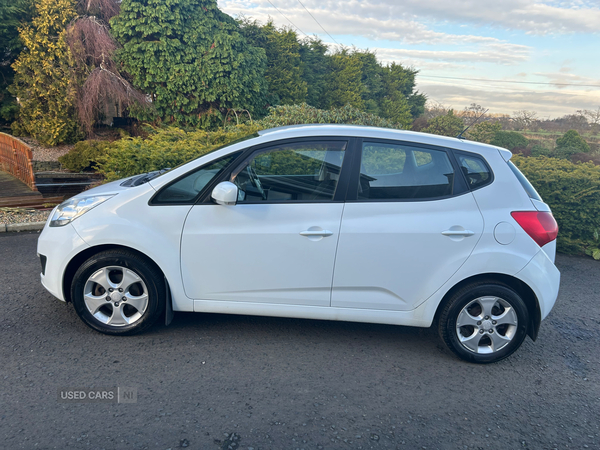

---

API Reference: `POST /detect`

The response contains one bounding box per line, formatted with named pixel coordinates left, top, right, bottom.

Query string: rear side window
left=507, top=161, right=542, bottom=201
left=358, top=142, right=456, bottom=200
left=456, top=153, right=492, bottom=189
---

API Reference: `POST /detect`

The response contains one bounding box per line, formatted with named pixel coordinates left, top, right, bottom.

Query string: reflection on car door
left=180, top=140, right=348, bottom=306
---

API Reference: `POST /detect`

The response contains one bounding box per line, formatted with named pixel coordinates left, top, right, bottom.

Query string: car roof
left=256, top=124, right=511, bottom=160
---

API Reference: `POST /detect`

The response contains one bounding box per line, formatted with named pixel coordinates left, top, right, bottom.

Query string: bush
left=258, top=103, right=402, bottom=129
left=98, top=125, right=262, bottom=181
left=58, top=140, right=111, bottom=172
left=490, top=131, right=528, bottom=150
left=556, top=129, right=590, bottom=155
left=530, top=144, right=552, bottom=157
left=99, top=104, right=402, bottom=181
left=421, top=110, right=464, bottom=137
left=512, top=155, right=600, bottom=255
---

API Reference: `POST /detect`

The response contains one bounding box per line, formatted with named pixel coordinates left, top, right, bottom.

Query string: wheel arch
left=62, top=244, right=167, bottom=304
left=433, top=273, right=541, bottom=341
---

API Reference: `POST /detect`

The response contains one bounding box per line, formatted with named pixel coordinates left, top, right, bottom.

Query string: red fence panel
left=0, top=133, right=37, bottom=191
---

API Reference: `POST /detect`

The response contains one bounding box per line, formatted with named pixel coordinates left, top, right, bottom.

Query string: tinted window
left=358, top=142, right=455, bottom=200
left=153, top=153, right=240, bottom=204
left=232, top=141, right=347, bottom=202
left=456, top=153, right=492, bottom=189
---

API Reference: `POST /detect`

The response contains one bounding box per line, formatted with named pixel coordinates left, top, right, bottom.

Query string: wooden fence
left=0, top=132, right=37, bottom=191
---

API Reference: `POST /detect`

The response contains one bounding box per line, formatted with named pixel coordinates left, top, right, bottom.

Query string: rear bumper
left=516, top=248, right=561, bottom=320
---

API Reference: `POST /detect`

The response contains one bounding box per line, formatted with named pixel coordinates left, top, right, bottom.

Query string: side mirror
left=211, top=181, right=238, bottom=206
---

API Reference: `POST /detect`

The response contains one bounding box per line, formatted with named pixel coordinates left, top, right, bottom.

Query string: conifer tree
left=11, top=0, right=81, bottom=145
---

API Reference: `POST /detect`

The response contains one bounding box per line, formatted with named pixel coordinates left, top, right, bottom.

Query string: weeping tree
left=67, top=0, right=149, bottom=136
left=110, top=0, right=268, bottom=129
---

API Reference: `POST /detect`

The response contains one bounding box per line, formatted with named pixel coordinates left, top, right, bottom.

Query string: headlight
left=49, top=195, right=115, bottom=227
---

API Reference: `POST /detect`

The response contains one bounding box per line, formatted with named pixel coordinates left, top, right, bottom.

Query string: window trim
left=148, top=151, right=244, bottom=206
left=196, top=137, right=354, bottom=205
left=453, top=150, right=495, bottom=192
left=346, top=138, right=469, bottom=203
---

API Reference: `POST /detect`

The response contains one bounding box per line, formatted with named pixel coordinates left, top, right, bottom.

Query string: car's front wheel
left=71, top=250, right=165, bottom=335
left=438, top=282, right=529, bottom=363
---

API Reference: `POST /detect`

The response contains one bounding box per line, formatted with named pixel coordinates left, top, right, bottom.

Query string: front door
left=181, top=139, right=348, bottom=306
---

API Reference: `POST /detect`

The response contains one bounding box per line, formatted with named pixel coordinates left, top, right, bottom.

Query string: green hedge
left=512, top=155, right=600, bottom=255
left=98, top=104, right=401, bottom=181
left=490, top=131, right=528, bottom=150
left=58, top=140, right=111, bottom=172
left=98, top=124, right=262, bottom=181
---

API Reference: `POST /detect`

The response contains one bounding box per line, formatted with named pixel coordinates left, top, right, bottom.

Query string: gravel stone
left=0, top=208, right=51, bottom=225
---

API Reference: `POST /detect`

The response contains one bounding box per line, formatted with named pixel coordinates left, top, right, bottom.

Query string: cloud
left=416, top=81, right=600, bottom=118
left=373, top=43, right=530, bottom=66
left=535, top=70, right=600, bottom=89
left=220, top=0, right=600, bottom=38
left=220, top=1, right=513, bottom=45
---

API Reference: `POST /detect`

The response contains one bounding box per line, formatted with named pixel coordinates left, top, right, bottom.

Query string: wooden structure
left=0, top=132, right=37, bottom=191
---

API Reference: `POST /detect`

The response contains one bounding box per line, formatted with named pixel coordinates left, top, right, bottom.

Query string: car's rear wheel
left=438, top=282, right=529, bottom=363
left=71, top=250, right=165, bottom=335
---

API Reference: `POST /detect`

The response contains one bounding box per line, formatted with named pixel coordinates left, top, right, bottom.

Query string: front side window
left=358, top=142, right=456, bottom=200
left=232, top=141, right=347, bottom=202
left=152, top=153, right=240, bottom=204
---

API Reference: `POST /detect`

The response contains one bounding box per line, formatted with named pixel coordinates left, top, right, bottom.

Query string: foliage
left=555, top=129, right=590, bottom=160
left=98, top=103, right=402, bottom=180
left=10, top=0, right=82, bottom=145
left=58, top=139, right=112, bottom=171
left=512, top=155, right=600, bottom=255
left=111, top=0, right=268, bottom=129
left=0, top=0, right=33, bottom=123
left=489, top=131, right=528, bottom=150
left=257, top=103, right=402, bottom=129
left=466, top=121, right=502, bottom=144
left=238, top=20, right=425, bottom=127
left=324, top=49, right=365, bottom=110
left=238, top=19, right=306, bottom=107
left=422, top=110, right=464, bottom=137
left=530, top=144, right=552, bottom=157
left=66, top=2, right=149, bottom=137
left=298, top=38, right=329, bottom=111
left=585, top=229, right=600, bottom=260
left=98, top=124, right=262, bottom=180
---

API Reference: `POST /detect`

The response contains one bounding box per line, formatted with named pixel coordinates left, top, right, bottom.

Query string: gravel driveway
left=0, top=231, right=598, bottom=450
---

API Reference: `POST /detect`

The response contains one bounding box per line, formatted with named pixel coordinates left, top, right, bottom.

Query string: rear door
left=331, top=140, right=484, bottom=311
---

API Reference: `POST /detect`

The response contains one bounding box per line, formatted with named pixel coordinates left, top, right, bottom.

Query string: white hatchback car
left=38, top=125, right=560, bottom=363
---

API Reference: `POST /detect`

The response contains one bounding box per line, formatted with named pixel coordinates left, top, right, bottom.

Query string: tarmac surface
left=1, top=231, right=598, bottom=450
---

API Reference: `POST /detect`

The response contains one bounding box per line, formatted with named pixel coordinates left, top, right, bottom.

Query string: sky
left=218, top=0, right=600, bottom=119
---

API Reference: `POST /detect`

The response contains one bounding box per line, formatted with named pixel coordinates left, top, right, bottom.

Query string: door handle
left=442, top=229, right=475, bottom=237
left=300, top=230, right=333, bottom=237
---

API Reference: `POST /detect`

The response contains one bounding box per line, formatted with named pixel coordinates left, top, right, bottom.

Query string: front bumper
left=38, top=222, right=90, bottom=302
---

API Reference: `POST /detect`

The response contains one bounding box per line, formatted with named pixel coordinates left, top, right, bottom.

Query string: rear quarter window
left=455, top=152, right=493, bottom=190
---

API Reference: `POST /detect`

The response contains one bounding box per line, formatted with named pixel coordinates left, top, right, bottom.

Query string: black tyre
left=71, top=250, right=165, bottom=335
left=438, top=282, right=529, bottom=364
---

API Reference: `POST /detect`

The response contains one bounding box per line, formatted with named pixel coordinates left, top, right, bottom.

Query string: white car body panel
left=181, top=203, right=344, bottom=306
left=36, top=125, right=560, bottom=338
left=331, top=193, right=483, bottom=311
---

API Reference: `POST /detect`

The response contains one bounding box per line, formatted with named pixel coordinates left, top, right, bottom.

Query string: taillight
left=511, top=211, right=558, bottom=247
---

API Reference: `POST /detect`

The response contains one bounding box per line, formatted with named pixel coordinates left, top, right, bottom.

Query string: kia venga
left=38, top=125, right=560, bottom=363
